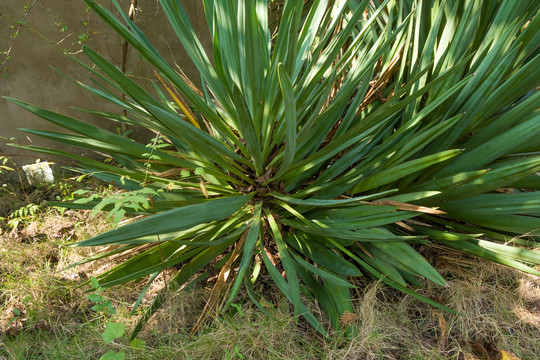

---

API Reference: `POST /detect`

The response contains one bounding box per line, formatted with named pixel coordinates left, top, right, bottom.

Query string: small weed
left=87, top=277, right=117, bottom=316
left=5, top=203, right=42, bottom=230
left=224, top=346, right=245, bottom=360
left=87, top=276, right=127, bottom=360
left=7, top=308, right=22, bottom=327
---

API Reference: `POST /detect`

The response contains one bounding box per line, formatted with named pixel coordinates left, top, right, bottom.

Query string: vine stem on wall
left=0, top=0, right=38, bottom=77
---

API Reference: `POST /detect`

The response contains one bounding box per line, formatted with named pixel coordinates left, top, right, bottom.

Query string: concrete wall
left=0, top=0, right=210, bottom=167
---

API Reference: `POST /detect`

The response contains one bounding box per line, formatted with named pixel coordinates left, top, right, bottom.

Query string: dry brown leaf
left=395, top=220, right=414, bottom=232
left=356, top=243, right=374, bottom=259
left=357, top=45, right=403, bottom=113
left=6, top=325, right=19, bottom=337
left=157, top=167, right=183, bottom=179
left=469, top=336, right=501, bottom=360
left=174, top=64, right=204, bottom=97
left=199, top=177, right=208, bottom=198
left=371, top=200, right=446, bottom=215
left=190, top=230, right=249, bottom=336
left=495, top=188, right=515, bottom=193
left=256, top=167, right=274, bottom=183
left=156, top=72, right=200, bottom=129
left=500, top=350, right=521, bottom=360
left=436, top=258, right=468, bottom=277
left=339, top=311, right=360, bottom=327
left=35, top=319, right=51, bottom=332
left=51, top=224, right=75, bottom=240
left=264, top=246, right=278, bottom=267
left=436, top=312, right=448, bottom=350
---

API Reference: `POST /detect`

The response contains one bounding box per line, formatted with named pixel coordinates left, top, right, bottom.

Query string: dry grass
left=1, top=185, right=539, bottom=359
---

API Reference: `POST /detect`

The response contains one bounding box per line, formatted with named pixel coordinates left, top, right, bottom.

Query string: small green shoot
left=86, top=276, right=127, bottom=360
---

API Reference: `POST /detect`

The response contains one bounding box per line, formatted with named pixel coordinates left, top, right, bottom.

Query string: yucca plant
left=6, top=0, right=540, bottom=338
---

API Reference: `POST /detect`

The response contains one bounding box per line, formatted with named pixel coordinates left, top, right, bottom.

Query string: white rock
left=22, top=161, right=54, bottom=186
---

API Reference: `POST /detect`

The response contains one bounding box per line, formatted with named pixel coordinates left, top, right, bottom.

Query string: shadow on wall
left=0, top=0, right=211, bottom=167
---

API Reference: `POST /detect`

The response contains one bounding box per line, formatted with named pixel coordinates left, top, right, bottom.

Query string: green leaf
left=440, top=113, right=540, bottom=176
left=76, top=195, right=252, bottom=246
left=266, top=210, right=301, bottom=319
left=231, top=85, right=263, bottom=175
left=101, top=322, right=125, bottom=343
left=99, top=350, right=125, bottom=360
left=350, top=149, right=462, bottom=194
left=371, top=233, right=445, bottom=285
left=194, top=167, right=205, bottom=176
left=92, top=304, right=106, bottom=312
left=225, top=202, right=263, bottom=309
left=270, top=189, right=397, bottom=207
left=355, top=246, right=407, bottom=286
left=440, top=193, right=540, bottom=216
left=259, top=238, right=328, bottom=336
left=285, top=232, right=362, bottom=277
left=87, top=293, right=104, bottom=303
left=90, top=276, right=100, bottom=290
left=129, top=338, right=145, bottom=350
left=438, top=239, right=540, bottom=276
left=181, top=170, right=190, bottom=178
left=274, top=63, right=297, bottom=179
left=290, top=252, right=356, bottom=288
left=294, top=261, right=340, bottom=329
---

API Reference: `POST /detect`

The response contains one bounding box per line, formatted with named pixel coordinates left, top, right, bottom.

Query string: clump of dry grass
left=328, top=260, right=540, bottom=360
left=136, top=290, right=322, bottom=359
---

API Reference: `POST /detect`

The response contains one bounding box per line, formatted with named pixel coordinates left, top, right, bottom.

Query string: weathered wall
left=0, top=0, right=210, bottom=167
